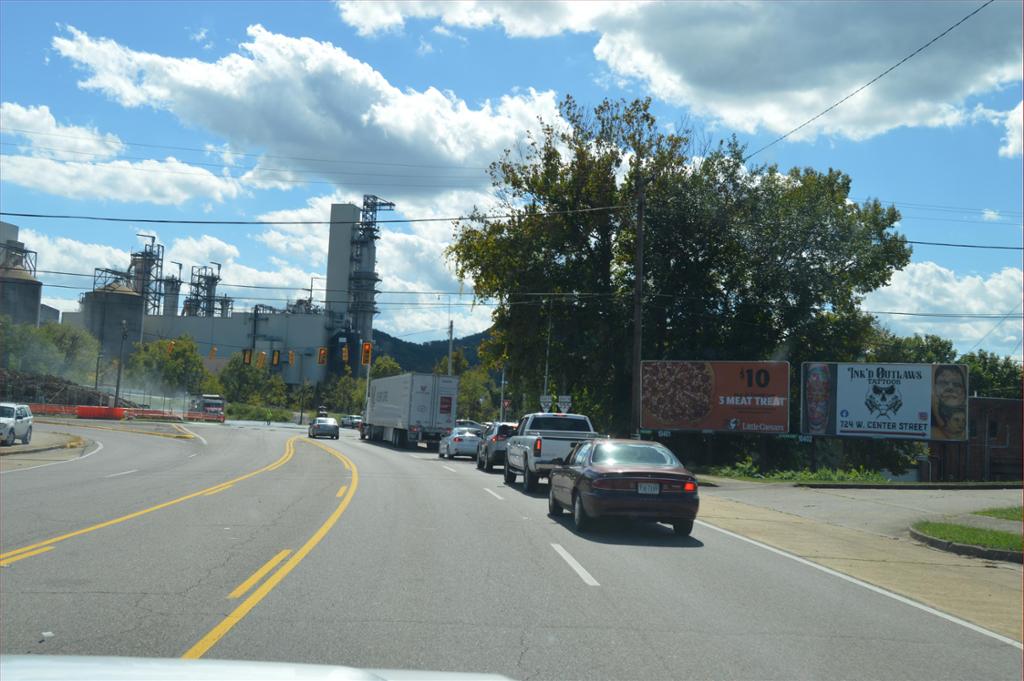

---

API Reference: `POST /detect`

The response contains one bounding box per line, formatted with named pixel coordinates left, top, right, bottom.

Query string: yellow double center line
left=182, top=439, right=358, bottom=659
left=0, top=437, right=299, bottom=565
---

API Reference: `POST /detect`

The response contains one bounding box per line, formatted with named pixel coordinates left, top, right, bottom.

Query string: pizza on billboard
left=641, top=361, right=789, bottom=433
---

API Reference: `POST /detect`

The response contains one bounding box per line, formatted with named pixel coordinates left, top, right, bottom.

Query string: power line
left=904, top=239, right=1021, bottom=251
left=745, top=0, right=996, bottom=160
left=0, top=204, right=627, bottom=225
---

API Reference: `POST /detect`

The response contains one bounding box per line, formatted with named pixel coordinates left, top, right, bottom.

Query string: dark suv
left=476, top=421, right=518, bottom=472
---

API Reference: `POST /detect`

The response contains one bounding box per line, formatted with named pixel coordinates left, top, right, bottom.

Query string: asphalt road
left=1, top=423, right=1020, bottom=680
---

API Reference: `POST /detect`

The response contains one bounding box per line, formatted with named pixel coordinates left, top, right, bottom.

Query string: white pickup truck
left=504, top=412, right=598, bottom=492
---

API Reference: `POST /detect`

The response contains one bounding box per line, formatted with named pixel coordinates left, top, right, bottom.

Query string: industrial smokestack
left=163, top=277, right=181, bottom=316
left=326, top=204, right=358, bottom=320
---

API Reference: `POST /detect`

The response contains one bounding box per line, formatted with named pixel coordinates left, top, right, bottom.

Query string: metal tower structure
left=349, top=195, right=391, bottom=344
left=128, top=235, right=164, bottom=316
left=182, top=263, right=223, bottom=318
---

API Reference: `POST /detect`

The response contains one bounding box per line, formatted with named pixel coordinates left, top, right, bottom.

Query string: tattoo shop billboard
left=641, top=361, right=790, bottom=433
left=801, top=363, right=968, bottom=441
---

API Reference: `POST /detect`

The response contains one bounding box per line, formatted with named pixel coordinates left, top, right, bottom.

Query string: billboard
left=800, top=363, right=968, bottom=441
left=641, top=361, right=790, bottom=433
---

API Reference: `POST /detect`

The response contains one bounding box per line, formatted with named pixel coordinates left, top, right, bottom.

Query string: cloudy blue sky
left=1, top=1, right=1021, bottom=357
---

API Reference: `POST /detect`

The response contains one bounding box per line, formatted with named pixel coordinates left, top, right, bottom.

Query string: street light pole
left=114, top=320, right=127, bottom=409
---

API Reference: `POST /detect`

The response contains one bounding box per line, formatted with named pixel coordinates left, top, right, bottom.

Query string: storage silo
left=0, top=221, right=42, bottom=326
left=83, top=280, right=145, bottom=363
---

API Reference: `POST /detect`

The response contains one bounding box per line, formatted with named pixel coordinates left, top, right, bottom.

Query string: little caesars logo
left=847, top=366, right=923, bottom=420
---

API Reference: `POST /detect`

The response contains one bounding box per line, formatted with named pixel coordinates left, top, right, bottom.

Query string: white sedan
left=439, top=428, right=482, bottom=459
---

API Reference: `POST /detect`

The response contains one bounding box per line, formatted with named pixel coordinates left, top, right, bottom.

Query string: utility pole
left=298, top=352, right=305, bottom=425
left=499, top=365, right=506, bottom=422
left=631, top=177, right=648, bottom=438
left=114, top=320, right=127, bottom=409
left=447, top=319, right=454, bottom=376
left=542, top=302, right=552, bottom=407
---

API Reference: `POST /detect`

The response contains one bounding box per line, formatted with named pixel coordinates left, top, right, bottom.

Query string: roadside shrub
left=226, top=402, right=293, bottom=422
left=707, top=455, right=887, bottom=482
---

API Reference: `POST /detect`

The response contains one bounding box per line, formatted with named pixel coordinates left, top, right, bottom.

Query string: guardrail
left=28, top=404, right=224, bottom=423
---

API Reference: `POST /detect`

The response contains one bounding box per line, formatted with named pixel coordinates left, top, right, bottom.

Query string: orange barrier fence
left=28, top=404, right=77, bottom=416
left=29, top=403, right=224, bottom=423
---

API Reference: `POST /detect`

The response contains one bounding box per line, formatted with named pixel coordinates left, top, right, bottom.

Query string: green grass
left=973, top=506, right=1023, bottom=522
left=225, top=403, right=294, bottom=422
left=913, top=521, right=1022, bottom=552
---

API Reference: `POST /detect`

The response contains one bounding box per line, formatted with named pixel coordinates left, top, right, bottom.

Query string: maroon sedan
left=548, top=439, right=699, bottom=536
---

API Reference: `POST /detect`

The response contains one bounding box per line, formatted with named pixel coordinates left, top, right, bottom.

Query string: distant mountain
left=372, top=328, right=491, bottom=373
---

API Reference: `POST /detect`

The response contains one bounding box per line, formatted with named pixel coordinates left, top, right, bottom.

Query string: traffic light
left=256, top=351, right=267, bottom=369
left=208, top=346, right=217, bottom=360
left=317, top=347, right=328, bottom=365
left=288, top=350, right=295, bottom=366
left=361, top=341, right=372, bottom=366
left=271, top=350, right=280, bottom=366
left=341, top=345, right=349, bottom=362
left=243, top=348, right=253, bottom=365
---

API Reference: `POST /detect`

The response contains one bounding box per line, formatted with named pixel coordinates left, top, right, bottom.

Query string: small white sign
left=557, top=395, right=571, bottom=412
left=540, top=395, right=553, bottom=411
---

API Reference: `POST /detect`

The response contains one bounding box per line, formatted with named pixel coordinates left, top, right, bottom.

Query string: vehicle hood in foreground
left=0, top=655, right=517, bottom=681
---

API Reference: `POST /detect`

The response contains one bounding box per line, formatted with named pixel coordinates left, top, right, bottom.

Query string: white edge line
left=550, top=543, right=600, bottom=586
left=442, top=465, right=457, bottom=473
left=694, top=520, right=1023, bottom=650
left=104, top=468, right=138, bottom=479
left=177, top=425, right=207, bottom=445
left=0, top=440, right=104, bottom=475
left=188, top=453, right=198, bottom=458
left=484, top=488, right=504, bottom=500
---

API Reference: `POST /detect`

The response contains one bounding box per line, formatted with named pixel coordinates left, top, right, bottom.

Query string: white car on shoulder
left=0, top=403, right=33, bottom=446
left=439, top=427, right=482, bottom=460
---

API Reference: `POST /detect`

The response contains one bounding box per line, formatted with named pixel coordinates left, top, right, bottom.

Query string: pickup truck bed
left=504, top=412, right=597, bottom=492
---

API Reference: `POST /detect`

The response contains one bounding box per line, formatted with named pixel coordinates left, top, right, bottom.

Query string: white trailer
left=361, top=372, right=459, bottom=449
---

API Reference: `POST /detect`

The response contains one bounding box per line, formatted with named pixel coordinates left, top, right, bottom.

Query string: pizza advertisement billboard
left=641, top=361, right=790, bottom=433
left=799, top=363, right=968, bottom=441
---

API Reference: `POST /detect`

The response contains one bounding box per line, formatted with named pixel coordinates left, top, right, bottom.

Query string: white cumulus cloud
left=1, top=102, right=124, bottom=160
left=337, top=1, right=1023, bottom=145
left=999, top=100, right=1022, bottom=158
left=863, top=261, right=1024, bottom=358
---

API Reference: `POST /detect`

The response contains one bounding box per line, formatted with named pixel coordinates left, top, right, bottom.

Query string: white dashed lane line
left=551, top=543, right=600, bottom=586
left=104, top=469, right=138, bottom=478
left=484, top=488, right=504, bottom=500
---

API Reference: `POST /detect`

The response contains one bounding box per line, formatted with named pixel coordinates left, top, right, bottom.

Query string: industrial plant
left=0, top=197, right=392, bottom=387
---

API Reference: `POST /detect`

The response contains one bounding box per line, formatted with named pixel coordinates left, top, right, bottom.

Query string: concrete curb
left=797, top=482, right=1022, bottom=490
left=35, top=419, right=193, bottom=440
left=908, top=526, right=1023, bottom=564
left=0, top=433, right=85, bottom=457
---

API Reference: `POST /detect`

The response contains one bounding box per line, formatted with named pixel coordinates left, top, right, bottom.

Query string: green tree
left=126, top=335, right=208, bottom=393
left=369, top=354, right=403, bottom=380
left=0, top=316, right=62, bottom=375
left=434, top=348, right=468, bottom=376
left=218, top=353, right=268, bottom=403
left=36, top=322, right=100, bottom=382
left=957, top=350, right=1022, bottom=398
left=457, top=365, right=496, bottom=422
left=262, top=374, right=288, bottom=407
left=867, top=331, right=957, bottom=364
left=448, top=96, right=911, bottom=436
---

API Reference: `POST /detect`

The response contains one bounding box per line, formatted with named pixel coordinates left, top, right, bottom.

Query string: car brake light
left=496, top=435, right=506, bottom=440
left=533, top=437, right=542, bottom=455
left=684, top=481, right=697, bottom=492
left=490, top=436, right=497, bottom=442
left=454, top=437, right=462, bottom=443
left=592, top=478, right=636, bottom=491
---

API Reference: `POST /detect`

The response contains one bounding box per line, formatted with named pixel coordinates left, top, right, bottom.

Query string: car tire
left=22, top=427, right=31, bottom=445
left=548, top=484, right=563, bottom=516
left=673, top=519, right=694, bottom=537
left=476, top=451, right=484, bottom=470
left=438, top=445, right=445, bottom=459
left=522, top=467, right=536, bottom=493
left=503, top=464, right=516, bottom=485
left=572, top=493, right=590, bottom=532
left=4, top=429, right=14, bottom=446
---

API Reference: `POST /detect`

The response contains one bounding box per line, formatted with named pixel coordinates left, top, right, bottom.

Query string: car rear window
left=591, top=444, right=679, bottom=466
left=528, top=416, right=591, bottom=432
left=497, top=425, right=516, bottom=436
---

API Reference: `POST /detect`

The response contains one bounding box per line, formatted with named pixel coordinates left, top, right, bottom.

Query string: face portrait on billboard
left=931, top=365, right=967, bottom=440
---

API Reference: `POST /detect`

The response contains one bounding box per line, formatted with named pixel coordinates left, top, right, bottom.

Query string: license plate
left=637, top=482, right=660, bottom=495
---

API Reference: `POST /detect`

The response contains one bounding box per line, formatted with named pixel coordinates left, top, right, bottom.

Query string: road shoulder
left=699, top=494, right=1022, bottom=643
